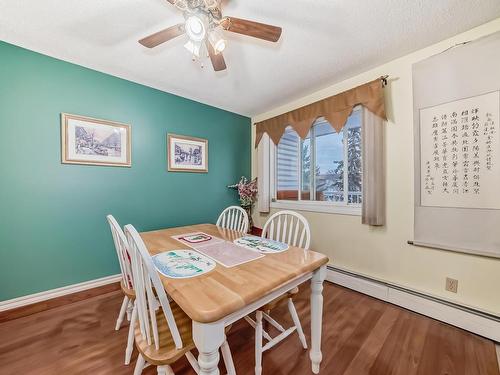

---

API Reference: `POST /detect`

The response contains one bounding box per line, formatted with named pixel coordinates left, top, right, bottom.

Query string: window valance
left=254, top=77, right=387, bottom=147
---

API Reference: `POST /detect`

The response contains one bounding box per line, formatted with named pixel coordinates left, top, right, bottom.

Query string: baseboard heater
left=326, top=265, right=500, bottom=342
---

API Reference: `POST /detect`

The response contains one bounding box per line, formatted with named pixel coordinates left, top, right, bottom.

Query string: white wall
left=251, top=18, right=500, bottom=316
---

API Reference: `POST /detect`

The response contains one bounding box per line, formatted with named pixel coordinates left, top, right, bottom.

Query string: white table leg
left=192, top=321, right=225, bottom=375
left=310, top=265, right=326, bottom=374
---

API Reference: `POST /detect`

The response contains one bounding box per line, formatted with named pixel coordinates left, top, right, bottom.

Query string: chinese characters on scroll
left=420, top=91, right=500, bottom=209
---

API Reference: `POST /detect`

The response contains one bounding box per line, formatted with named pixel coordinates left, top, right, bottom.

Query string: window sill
left=270, top=200, right=362, bottom=216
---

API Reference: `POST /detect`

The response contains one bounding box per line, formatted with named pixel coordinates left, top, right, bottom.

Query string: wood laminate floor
left=0, top=283, right=498, bottom=375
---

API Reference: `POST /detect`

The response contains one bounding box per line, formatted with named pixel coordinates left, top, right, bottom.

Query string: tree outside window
left=276, top=107, right=362, bottom=205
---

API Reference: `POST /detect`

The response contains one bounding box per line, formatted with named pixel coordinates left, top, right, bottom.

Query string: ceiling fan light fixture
left=208, top=28, right=226, bottom=53
left=184, top=39, right=202, bottom=57
left=185, top=14, right=208, bottom=42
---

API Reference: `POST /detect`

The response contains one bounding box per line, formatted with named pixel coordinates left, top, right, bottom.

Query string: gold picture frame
left=61, top=113, right=131, bottom=167
left=167, top=133, right=208, bottom=173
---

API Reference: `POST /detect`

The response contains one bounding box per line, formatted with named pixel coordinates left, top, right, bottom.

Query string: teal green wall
left=0, top=41, right=251, bottom=300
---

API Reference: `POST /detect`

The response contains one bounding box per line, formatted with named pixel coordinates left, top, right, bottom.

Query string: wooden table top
left=140, top=223, right=329, bottom=323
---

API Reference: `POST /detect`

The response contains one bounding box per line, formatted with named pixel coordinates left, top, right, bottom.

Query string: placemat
left=195, top=241, right=264, bottom=267
left=152, top=249, right=215, bottom=279
left=233, top=235, right=289, bottom=253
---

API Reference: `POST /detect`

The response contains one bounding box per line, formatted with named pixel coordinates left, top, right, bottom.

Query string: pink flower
left=228, top=176, right=258, bottom=207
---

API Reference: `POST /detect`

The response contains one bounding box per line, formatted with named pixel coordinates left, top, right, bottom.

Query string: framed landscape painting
left=61, top=113, right=131, bottom=167
left=167, top=134, right=208, bottom=173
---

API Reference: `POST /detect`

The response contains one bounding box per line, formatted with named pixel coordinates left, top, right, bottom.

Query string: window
left=273, top=107, right=362, bottom=214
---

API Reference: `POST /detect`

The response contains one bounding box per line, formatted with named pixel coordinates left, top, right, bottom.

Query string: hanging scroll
left=413, top=31, right=500, bottom=258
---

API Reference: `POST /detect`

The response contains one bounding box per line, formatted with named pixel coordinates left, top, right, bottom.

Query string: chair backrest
left=107, top=215, right=134, bottom=289
left=124, top=224, right=183, bottom=350
left=216, top=205, right=249, bottom=233
left=261, top=210, right=311, bottom=249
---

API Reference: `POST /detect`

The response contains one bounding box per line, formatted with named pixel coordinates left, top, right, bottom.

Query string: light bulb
left=208, top=29, right=226, bottom=54
left=214, top=39, right=226, bottom=53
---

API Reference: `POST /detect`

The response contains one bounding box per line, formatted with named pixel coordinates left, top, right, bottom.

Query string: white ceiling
left=1, top=0, right=500, bottom=116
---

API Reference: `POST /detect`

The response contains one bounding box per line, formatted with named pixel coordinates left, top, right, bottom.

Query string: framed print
left=167, top=133, right=208, bottom=173
left=61, top=113, right=131, bottom=167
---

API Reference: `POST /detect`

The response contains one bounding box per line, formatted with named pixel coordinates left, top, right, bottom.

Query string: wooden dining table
left=140, top=223, right=329, bottom=375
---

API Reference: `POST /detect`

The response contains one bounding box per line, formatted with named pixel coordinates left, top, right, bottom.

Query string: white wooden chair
left=106, top=215, right=137, bottom=365
left=124, top=224, right=236, bottom=375
left=216, top=205, right=249, bottom=233
left=250, top=210, right=311, bottom=375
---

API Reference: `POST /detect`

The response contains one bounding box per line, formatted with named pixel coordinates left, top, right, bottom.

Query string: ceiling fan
left=139, top=0, right=282, bottom=71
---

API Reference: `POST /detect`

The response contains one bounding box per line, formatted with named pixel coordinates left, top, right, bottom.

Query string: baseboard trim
left=326, top=266, right=500, bottom=342
left=0, top=274, right=121, bottom=322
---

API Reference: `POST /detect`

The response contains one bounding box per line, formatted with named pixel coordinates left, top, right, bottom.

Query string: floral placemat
left=233, top=235, right=289, bottom=253
left=152, top=249, right=215, bottom=279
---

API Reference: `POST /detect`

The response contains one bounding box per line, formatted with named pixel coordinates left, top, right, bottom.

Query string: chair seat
left=135, top=302, right=233, bottom=366
left=134, top=301, right=195, bottom=366
left=120, top=280, right=136, bottom=300
left=262, top=287, right=299, bottom=311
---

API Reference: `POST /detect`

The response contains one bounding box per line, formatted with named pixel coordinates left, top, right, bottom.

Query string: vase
left=241, top=204, right=253, bottom=233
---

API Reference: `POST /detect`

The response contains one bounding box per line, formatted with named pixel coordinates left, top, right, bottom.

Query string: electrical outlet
left=445, top=277, right=458, bottom=293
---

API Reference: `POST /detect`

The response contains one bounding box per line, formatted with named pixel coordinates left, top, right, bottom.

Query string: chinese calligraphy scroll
left=413, top=31, right=500, bottom=258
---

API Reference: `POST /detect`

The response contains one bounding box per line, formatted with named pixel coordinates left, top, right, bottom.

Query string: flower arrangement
left=228, top=176, right=258, bottom=208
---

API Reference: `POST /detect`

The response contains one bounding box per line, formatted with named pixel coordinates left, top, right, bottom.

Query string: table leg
left=192, top=321, right=225, bottom=375
left=310, top=265, right=326, bottom=374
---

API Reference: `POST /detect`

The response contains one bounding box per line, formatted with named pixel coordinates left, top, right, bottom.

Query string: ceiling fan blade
left=206, top=40, right=227, bottom=71
left=139, top=24, right=184, bottom=48
left=221, top=17, right=282, bottom=42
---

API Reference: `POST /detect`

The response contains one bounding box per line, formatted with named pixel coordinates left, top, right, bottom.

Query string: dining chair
left=249, top=210, right=311, bottom=375
left=124, top=224, right=236, bottom=375
left=106, top=215, right=137, bottom=365
left=216, top=205, right=249, bottom=233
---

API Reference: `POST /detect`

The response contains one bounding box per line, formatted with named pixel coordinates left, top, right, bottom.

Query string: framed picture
left=61, top=113, right=131, bottom=167
left=167, top=133, right=208, bottom=173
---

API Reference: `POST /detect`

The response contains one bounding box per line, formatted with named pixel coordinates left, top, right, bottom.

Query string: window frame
left=270, top=108, right=362, bottom=216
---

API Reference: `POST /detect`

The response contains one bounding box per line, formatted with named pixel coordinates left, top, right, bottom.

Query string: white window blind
left=276, top=127, right=300, bottom=195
